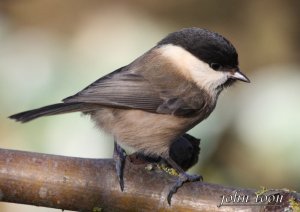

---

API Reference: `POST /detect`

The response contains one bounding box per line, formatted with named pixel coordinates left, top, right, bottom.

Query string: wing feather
left=63, top=67, right=162, bottom=112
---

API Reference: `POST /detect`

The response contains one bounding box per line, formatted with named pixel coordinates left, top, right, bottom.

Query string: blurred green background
left=1, top=0, right=300, bottom=211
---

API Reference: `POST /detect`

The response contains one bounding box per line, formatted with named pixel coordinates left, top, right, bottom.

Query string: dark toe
left=167, top=173, right=203, bottom=205
left=179, top=173, right=203, bottom=182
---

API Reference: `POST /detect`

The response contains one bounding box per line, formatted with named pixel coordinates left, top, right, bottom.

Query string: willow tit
left=10, top=27, right=250, bottom=204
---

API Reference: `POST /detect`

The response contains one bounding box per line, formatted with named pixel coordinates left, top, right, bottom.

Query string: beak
left=230, top=69, right=250, bottom=83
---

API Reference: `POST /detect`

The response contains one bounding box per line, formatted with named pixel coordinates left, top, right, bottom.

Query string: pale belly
left=90, top=108, right=199, bottom=156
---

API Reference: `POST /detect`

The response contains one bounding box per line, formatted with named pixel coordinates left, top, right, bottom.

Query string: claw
left=113, top=141, right=127, bottom=191
left=167, top=172, right=203, bottom=205
left=165, top=157, right=203, bottom=205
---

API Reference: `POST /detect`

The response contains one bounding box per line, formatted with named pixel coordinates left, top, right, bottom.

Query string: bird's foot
left=167, top=172, right=203, bottom=205
left=113, top=141, right=127, bottom=191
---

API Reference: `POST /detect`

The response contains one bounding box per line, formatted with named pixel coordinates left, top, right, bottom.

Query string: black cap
left=158, top=27, right=238, bottom=69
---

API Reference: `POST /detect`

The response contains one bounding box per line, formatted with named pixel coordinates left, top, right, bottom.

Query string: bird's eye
left=210, top=63, right=222, bottom=70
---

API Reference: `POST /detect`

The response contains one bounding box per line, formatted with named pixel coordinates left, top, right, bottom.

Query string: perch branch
left=0, top=148, right=299, bottom=211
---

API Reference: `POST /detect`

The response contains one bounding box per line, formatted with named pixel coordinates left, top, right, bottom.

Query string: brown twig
left=0, top=148, right=299, bottom=211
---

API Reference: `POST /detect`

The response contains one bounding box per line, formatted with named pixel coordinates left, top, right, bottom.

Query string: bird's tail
left=9, top=102, right=92, bottom=123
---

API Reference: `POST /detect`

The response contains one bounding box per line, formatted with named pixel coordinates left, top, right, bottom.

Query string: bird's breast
left=90, top=108, right=203, bottom=156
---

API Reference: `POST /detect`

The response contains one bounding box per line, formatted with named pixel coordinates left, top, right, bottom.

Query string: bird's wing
left=63, top=66, right=162, bottom=112
left=63, top=65, right=207, bottom=116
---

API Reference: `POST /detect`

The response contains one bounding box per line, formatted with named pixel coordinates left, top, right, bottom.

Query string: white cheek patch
left=159, top=44, right=228, bottom=95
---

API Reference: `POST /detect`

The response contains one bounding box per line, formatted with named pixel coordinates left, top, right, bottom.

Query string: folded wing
left=64, top=64, right=207, bottom=117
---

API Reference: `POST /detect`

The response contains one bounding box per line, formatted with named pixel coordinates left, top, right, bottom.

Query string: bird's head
left=157, top=27, right=250, bottom=96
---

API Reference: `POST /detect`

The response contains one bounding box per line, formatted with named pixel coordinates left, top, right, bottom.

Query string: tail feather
left=9, top=102, right=89, bottom=123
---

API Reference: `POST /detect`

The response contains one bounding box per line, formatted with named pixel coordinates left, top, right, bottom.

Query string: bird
left=9, top=27, right=250, bottom=204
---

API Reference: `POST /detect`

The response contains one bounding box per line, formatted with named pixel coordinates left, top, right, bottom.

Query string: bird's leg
left=113, top=140, right=127, bottom=191
left=165, top=157, right=203, bottom=205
